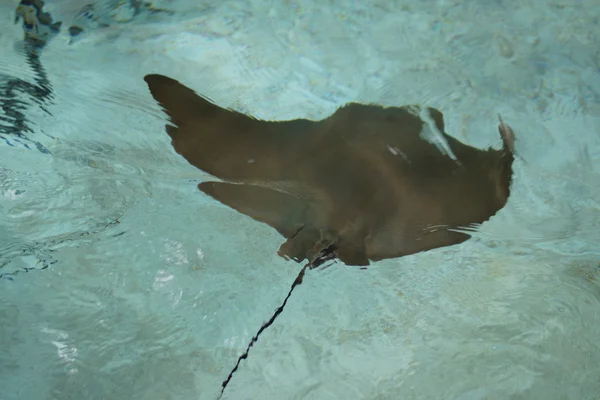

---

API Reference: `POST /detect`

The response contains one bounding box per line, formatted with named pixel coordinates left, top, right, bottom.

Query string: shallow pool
left=1, top=1, right=600, bottom=399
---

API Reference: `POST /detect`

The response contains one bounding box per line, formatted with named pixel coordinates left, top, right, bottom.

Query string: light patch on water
left=42, top=327, right=79, bottom=375
left=419, top=105, right=458, bottom=161
left=161, top=239, right=189, bottom=266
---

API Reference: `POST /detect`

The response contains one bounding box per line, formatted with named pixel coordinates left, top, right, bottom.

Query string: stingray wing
left=144, top=74, right=321, bottom=184
left=198, top=181, right=309, bottom=239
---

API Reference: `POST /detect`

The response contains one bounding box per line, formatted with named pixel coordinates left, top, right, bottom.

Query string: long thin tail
left=217, top=248, right=337, bottom=399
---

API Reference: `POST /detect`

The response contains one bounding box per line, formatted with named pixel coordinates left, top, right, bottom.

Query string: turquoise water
left=1, top=1, right=600, bottom=399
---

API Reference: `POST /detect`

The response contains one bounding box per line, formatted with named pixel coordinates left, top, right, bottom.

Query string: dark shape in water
left=15, top=0, right=62, bottom=48
left=0, top=0, right=59, bottom=153
left=144, top=74, right=516, bottom=266
left=66, top=1, right=176, bottom=44
left=0, top=217, right=123, bottom=281
left=68, top=25, right=84, bottom=37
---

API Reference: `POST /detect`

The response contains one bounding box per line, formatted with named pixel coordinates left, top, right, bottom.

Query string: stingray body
left=144, top=74, right=516, bottom=266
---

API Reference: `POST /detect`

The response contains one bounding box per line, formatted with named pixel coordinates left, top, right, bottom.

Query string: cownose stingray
left=143, top=74, right=516, bottom=267
left=144, top=73, right=516, bottom=398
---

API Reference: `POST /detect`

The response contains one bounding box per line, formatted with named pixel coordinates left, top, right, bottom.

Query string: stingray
left=143, top=73, right=517, bottom=398
left=144, top=74, right=516, bottom=266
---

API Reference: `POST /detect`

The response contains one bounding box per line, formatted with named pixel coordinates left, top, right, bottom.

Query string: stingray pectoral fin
left=198, top=181, right=307, bottom=239
left=144, top=74, right=318, bottom=183
left=145, top=74, right=222, bottom=130
left=278, top=235, right=310, bottom=263
left=336, top=244, right=370, bottom=266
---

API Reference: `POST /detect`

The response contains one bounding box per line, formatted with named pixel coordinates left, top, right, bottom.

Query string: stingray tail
left=217, top=263, right=309, bottom=400
left=217, top=247, right=337, bottom=400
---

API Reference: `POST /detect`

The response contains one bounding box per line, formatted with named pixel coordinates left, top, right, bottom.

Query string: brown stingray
left=144, top=74, right=516, bottom=267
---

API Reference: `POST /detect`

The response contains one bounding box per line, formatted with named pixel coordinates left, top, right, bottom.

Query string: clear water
left=1, top=1, right=600, bottom=399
